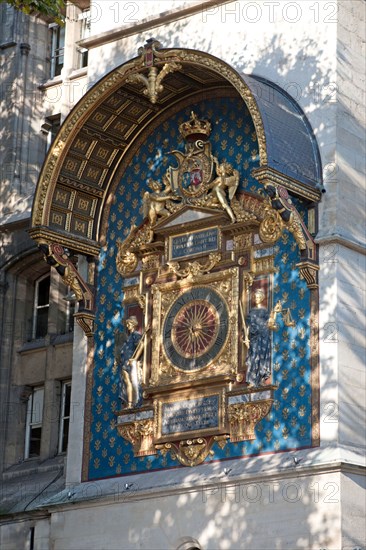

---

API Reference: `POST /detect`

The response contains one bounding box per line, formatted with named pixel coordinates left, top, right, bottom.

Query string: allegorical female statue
left=244, top=289, right=282, bottom=387
left=117, top=316, right=149, bottom=409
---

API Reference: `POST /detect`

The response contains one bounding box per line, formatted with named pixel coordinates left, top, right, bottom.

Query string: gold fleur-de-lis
left=299, top=425, right=306, bottom=437
left=110, top=418, right=117, bottom=430
left=282, top=387, right=289, bottom=399
left=299, top=405, right=306, bottom=417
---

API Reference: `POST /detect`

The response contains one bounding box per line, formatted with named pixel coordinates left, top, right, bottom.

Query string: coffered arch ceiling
left=30, top=46, right=323, bottom=256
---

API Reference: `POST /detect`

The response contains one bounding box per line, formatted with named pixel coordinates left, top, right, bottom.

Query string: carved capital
left=296, top=260, right=319, bottom=289
left=228, top=399, right=273, bottom=442
left=74, top=311, right=95, bottom=337
left=117, top=419, right=156, bottom=457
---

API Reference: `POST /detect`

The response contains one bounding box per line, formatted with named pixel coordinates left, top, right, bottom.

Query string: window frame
left=77, top=9, right=91, bottom=69
left=49, top=23, right=65, bottom=78
left=25, top=386, right=44, bottom=459
left=32, top=273, right=50, bottom=340
left=44, top=114, right=61, bottom=152
left=58, top=380, right=72, bottom=454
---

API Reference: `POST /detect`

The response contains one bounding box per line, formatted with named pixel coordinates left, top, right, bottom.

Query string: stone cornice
left=78, top=0, right=233, bottom=49
left=33, top=452, right=366, bottom=513
left=315, top=233, right=366, bottom=255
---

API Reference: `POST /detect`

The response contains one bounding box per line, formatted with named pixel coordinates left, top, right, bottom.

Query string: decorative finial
left=127, top=39, right=182, bottom=104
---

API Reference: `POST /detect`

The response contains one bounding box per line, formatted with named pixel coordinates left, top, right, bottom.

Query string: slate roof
left=244, top=74, right=323, bottom=189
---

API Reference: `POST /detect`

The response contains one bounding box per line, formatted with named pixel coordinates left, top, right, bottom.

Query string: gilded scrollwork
left=142, top=254, right=160, bottom=271
left=263, top=183, right=315, bottom=257
left=259, top=207, right=284, bottom=244
left=116, top=249, right=138, bottom=275
left=167, top=252, right=221, bottom=279
left=156, top=435, right=228, bottom=467
left=230, top=196, right=259, bottom=223
left=116, top=223, right=155, bottom=275
left=39, top=242, right=94, bottom=313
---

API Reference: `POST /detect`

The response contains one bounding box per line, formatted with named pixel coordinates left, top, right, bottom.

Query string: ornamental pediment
left=153, top=205, right=228, bottom=233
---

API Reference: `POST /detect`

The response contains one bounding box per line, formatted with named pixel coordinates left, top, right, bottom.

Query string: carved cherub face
left=148, top=180, right=162, bottom=192
left=217, top=162, right=233, bottom=176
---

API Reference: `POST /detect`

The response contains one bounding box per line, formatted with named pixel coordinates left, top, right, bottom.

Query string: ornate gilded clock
left=163, top=286, right=229, bottom=371
left=149, top=268, right=239, bottom=387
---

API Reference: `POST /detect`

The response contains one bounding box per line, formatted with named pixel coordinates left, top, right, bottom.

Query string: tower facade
left=0, top=2, right=365, bottom=549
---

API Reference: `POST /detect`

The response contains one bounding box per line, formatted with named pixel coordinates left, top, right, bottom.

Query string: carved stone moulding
left=252, top=166, right=322, bottom=204
left=28, top=227, right=100, bottom=257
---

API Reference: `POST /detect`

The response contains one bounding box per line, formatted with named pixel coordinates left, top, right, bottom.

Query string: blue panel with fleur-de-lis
left=88, top=95, right=313, bottom=480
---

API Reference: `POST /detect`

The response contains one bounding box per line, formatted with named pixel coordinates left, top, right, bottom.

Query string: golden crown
left=179, top=112, right=212, bottom=141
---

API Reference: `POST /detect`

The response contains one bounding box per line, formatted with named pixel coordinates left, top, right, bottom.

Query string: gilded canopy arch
left=30, top=41, right=322, bottom=256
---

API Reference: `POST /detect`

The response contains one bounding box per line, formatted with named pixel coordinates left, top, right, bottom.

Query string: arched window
left=32, top=274, right=50, bottom=339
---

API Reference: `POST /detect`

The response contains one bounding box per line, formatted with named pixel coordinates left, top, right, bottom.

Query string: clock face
left=163, top=287, right=229, bottom=371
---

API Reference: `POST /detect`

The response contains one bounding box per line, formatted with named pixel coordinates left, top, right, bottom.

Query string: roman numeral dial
left=163, top=286, right=229, bottom=371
